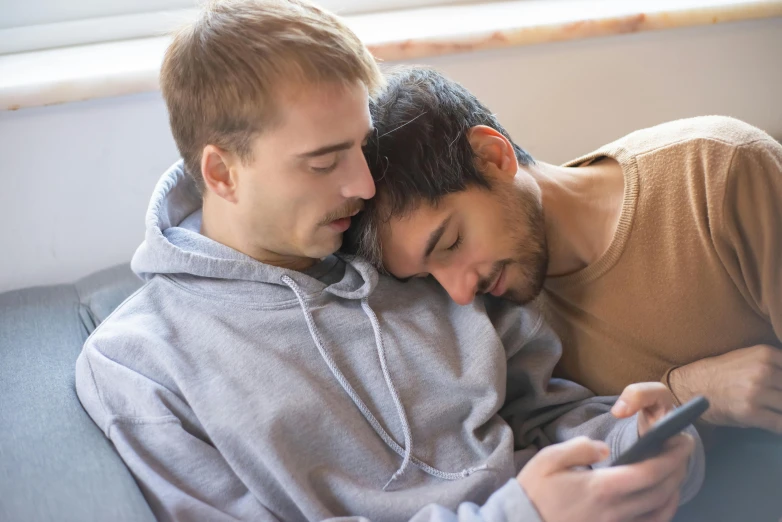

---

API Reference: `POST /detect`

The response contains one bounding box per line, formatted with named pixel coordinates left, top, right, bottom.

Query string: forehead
left=273, top=81, right=371, bottom=140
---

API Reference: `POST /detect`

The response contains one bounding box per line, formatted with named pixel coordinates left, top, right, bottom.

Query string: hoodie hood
left=130, top=161, right=376, bottom=301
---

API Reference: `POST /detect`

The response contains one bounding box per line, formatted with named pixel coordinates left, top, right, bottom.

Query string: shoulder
left=722, top=131, right=782, bottom=208
left=76, top=276, right=189, bottom=428
left=667, top=116, right=773, bottom=146
left=616, top=116, right=774, bottom=156
left=86, top=275, right=182, bottom=351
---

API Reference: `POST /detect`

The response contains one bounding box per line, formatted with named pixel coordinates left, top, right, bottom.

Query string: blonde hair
left=160, top=0, right=384, bottom=192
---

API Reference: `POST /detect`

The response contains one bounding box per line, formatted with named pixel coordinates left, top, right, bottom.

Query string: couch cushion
left=674, top=427, right=782, bottom=522
left=0, top=280, right=154, bottom=522
left=75, top=264, right=143, bottom=334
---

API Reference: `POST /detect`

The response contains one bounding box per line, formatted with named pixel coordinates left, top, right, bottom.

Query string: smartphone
left=611, top=395, right=709, bottom=467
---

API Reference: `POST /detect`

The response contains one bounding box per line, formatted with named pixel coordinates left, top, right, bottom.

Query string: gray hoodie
left=75, top=162, right=703, bottom=522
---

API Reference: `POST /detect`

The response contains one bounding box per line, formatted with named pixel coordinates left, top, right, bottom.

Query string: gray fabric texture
left=75, top=162, right=704, bottom=522
left=75, top=264, right=143, bottom=334
left=0, top=282, right=154, bottom=522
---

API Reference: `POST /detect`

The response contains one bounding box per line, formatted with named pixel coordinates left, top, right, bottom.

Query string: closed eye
left=311, top=161, right=338, bottom=174
left=447, top=233, right=462, bottom=252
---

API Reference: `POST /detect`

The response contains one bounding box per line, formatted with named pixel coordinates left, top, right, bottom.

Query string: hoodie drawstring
left=359, top=299, right=413, bottom=489
left=281, top=275, right=486, bottom=490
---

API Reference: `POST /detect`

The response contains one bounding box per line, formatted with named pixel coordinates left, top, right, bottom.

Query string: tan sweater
left=541, top=116, right=782, bottom=397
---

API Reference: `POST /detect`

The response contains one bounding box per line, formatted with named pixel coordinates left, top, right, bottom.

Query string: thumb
left=528, top=436, right=610, bottom=475
left=612, top=382, right=673, bottom=419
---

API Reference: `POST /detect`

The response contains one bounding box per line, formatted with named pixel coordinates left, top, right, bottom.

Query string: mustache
left=319, top=200, right=365, bottom=225
left=476, top=260, right=510, bottom=294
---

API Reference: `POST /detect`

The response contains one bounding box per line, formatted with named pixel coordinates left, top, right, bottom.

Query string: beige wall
left=0, top=17, right=780, bottom=292
left=427, top=17, right=782, bottom=164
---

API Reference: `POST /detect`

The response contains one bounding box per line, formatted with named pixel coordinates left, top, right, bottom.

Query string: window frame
left=0, top=0, right=478, bottom=55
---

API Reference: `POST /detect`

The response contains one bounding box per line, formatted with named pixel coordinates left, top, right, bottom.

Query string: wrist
left=667, top=365, right=694, bottom=405
left=664, top=366, right=684, bottom=406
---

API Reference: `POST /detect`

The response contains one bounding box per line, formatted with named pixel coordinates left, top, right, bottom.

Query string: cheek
left=470, top=230, right=518, bottom=266
left=278, top=176, right=335, bottom=223
left=467, top=220, right=506, bottom=259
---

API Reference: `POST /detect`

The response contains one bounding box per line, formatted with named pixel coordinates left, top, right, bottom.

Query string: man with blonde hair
left=76, top=1, right=702, bottom=521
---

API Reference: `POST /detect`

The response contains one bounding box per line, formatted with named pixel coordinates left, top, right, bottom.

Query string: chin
left=496, top=283, right=534, bottom=305
left=503, top=284, right=543, bottom=306
left=303, top=234, right=342, bottom=259
left=502, top=267, right=547, bottom=305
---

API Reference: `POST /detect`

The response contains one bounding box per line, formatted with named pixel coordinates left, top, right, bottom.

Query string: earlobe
left=201, top=145, right=238, bottom=203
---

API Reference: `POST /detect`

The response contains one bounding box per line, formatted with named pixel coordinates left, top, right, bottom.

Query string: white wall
left=1, top=17, right=781, bottom=293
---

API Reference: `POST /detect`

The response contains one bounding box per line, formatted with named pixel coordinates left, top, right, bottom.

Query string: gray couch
left=0, top=265, right=153, bottom=521
left=2, top=264, right=781, bottom=521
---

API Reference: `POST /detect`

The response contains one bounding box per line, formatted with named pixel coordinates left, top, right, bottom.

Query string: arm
left=106, top=420, right=540, bottom=522
left=487, top=299, right=704, bottom=506
left=76, top=344, right=273, bottom=522
left=718, top=136, right=782, bottom=340
left=405, top=480, right=541, bottom=522
left=497, top=310, right=639, bottom=463
left=668, top=136, right=782, bottom=433
left=492, top=301, right=635, bottom=460
left=76, top=340, right=542, bottom=522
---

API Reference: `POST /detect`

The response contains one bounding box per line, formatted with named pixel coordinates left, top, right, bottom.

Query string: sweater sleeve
left=399, top=480, right=542, bottom=522
left=487, top=299, right=704, bottom=504
left=714, top=136, right=782, bottom=343
left=76, top=333, right=542, bottom=522
left=75, top=342, right=276, bottom=522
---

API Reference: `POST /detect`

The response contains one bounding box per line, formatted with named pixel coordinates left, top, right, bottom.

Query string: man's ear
left=467, top=125, right=518, bottom=181
left=201, top=144, right=239, bottom=203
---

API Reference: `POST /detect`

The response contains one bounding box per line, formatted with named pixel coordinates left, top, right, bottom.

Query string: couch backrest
left=0, top=265, right=153, bottom=522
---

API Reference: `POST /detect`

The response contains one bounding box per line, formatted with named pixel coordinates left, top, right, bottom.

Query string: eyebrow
left=423, top=215, right=452, bottom=262
left=297, top=127, right=375, bottom=159
left=392, top=214, right=453, bottom=282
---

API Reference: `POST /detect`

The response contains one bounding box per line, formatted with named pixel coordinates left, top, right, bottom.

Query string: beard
left=496, top=184, right=549, bottom=305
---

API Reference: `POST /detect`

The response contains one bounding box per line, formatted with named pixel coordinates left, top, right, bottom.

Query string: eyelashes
left=447, top=234, right=463, bottom=252
left=311, top=162, right=338, bottom=174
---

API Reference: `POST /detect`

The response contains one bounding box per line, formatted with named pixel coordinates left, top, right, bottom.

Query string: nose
left=342, top=151, right=376, bottom=201
left=433, top=265, right=479, bottom=306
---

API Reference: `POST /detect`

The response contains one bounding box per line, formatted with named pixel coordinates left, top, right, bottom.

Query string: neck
left=526, top=158, right=624, bottom=277
left=200, top=195, right=317, bottom=272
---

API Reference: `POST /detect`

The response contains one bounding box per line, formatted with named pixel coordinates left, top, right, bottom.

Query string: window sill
left=2, top=0, right=781, bottom=111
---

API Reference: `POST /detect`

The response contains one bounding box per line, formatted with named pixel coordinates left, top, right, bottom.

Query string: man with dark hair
left=349, top=67, right=545, bottom=306
left=344, top=65, right=782, bottom=521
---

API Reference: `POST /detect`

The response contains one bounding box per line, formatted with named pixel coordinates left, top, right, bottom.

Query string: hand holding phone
left=612, top=395, right=709, bottom=466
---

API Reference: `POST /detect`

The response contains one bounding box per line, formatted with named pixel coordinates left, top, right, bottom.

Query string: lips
left=488, top=265, right=508, bottom=297
left=326, top=208, right=361, bottom=233
left=328, top=216, right=352, bottom=233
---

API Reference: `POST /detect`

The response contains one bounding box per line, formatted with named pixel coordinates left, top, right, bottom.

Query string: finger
left=769, top=375, right=782, bottom=392
left=613, top=382, right=674, bottom=419
left=749, top=408, right=782, bottom=435
left=756, top=344, right=782, bottom=371
left=654, top=434, right=696, bottom=473
left=601, top=434, right=694, bottom=494
left=765, top=365, right=782, bottom=391
left=611, top=459, right=686, bottom=520
left=750, top=345, right=782, bottom=389
left=528, top=437, right=610, bottom=474
left=636, top=489, right=681, bottom=522
left=756, top=388, right=782, bottom=413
